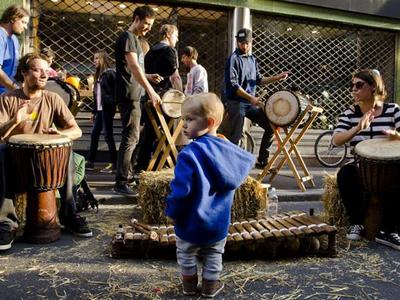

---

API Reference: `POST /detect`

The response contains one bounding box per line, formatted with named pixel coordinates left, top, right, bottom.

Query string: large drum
left=46, top=78, right=80, bottom=116
left=264, top=90, right=310, bottom=127
left=7, top=134, right=72, bottom=243
left=161, top=89, right=185, bottom=119
left=355, top=139, right=400, bottom=194
left=354, top=139, right=400, bottom=239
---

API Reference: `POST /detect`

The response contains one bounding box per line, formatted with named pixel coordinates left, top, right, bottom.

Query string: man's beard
left=27, top=82, right=46, bottom=93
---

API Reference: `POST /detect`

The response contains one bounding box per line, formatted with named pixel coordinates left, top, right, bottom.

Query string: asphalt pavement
left=1, top=163, right=400, bottom=299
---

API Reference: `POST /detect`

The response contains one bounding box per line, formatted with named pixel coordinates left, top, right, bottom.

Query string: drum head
left=161, top=89, right=185, bottom=118
left=355, top=139, right=400, bottom=161
left=45, top=78, right=77, bottom=108
left=8, top=134, right=71, bottom=146
left=265, top=91, right=300, bottom=127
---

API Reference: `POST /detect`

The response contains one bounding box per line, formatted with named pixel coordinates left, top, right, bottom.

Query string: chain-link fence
left=252, top=13, right=396, bottom=128
left=32, top=0, right=229, bottom=110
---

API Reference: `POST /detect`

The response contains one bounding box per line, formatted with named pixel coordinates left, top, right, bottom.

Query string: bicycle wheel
left=314, top=130, right=347, bottom=167
left=239, top=131, right=255, bottom=154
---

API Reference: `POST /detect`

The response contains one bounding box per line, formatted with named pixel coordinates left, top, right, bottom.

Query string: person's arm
left=165, top=152, right=193, bottom=221
left=170, top=69, right=182, bottom=91
left=45, top=118, right=82, bottom=141
left=333, top=108, right=375, bottom=146
left=125, top=52, right=161, bottom=106
left=0, top=68, right=17, bottom=91
left=0, top=101, right=30, bottom=140
left=260, top=71, right=290, bottom=86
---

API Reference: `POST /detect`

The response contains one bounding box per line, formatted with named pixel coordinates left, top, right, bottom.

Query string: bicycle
left=314, top=127, right=348, bottom=167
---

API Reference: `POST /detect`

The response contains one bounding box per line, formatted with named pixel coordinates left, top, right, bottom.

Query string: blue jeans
left=115, top=101, right=141, bottom=184
left=225, top=100, right=273, bottom=163
left=176, top=236, right=226, bottom=281
left=87, top=106, right=117, bottom=165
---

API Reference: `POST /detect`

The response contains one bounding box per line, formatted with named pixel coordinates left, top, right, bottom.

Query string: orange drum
left=7, top=134, right=72, bottom=243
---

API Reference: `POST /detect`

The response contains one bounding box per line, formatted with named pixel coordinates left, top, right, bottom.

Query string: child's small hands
left=166, top=217, right=175, bottom=225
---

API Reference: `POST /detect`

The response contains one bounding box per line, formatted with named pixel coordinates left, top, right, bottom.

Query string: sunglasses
left=350, top=81, right=366, bottom=90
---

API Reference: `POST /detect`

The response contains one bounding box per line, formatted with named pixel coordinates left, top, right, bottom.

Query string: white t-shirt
left=184, top=64, right=208, bottom=96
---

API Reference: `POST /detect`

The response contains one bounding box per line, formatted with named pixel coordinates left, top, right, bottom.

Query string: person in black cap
left=223, top=28, right=289, bottom=168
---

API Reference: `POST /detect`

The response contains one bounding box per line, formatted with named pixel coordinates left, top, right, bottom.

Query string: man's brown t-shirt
left=0, top=89, right=74, bottom=138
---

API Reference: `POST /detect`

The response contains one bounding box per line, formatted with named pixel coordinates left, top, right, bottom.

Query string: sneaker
left=182, top=274, right=198, bottom=295
left=114, top=183, right=139, bottom=197
left=346, top=224, right=364, bottom=241
left=375, top=231, right=400, bottom=250
left=255, top=160, right=268, bottom=169
left=201, top=279, right=224, bottom=298
left=100, top=163, right=115, bottom=174
left=63, top=215, right=93, bottom=238
left=85, top=161, right=95, bottom=171
left=0, top=227, right=14, bottom=251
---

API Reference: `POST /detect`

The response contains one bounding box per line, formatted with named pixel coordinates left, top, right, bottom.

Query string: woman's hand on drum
left=147, top=73, right=164, bottom=84
left=383, top=129, right=400, bottom=141
left=358, top=108, right=375, bottom=131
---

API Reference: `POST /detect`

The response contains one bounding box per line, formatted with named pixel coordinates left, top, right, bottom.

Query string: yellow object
left=66, top=76, right=80, bottom=89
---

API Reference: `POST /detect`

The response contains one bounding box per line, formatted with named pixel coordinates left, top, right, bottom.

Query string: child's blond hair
left=182, top=93, right=224, bottom=128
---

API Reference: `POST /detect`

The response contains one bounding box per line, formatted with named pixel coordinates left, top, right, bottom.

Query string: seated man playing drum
left=0, top=53, right=92, bottom=251
left=333, top=69, right=400, bottom=249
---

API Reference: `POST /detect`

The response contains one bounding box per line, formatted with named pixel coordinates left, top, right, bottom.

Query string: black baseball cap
left=235, top=28, right=252, bottom=43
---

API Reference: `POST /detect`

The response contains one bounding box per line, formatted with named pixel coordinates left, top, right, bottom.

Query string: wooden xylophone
left=111, top=213, right=337, bottom=259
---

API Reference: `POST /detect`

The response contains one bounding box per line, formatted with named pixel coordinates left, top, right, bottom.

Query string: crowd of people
left=1, top=3, right=400, bottom=298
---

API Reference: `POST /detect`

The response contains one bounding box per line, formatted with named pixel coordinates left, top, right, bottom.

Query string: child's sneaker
left=375, top=231, right=400, bottom=250
left=346, top=224, right=364, bottom=241
left=201, top=279, right=224, bottom=298
left=182, top=274, right=198, bottom=295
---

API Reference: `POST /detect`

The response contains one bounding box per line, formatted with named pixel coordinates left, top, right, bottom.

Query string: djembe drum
left=7, top=134, right=72, bottom=243
left=354, top=139, right=400, bottom=239
left=264, top=90, right=310, bottom=127
left=161, top=89, right=185, bottom=119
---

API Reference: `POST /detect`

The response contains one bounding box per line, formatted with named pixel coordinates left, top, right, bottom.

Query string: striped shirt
left=334, top=102, right=400, bottom=148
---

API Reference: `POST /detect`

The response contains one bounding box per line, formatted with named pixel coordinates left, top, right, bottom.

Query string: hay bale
left=138, top=170, right=267, bottom=224
left=321, top=173, right=349, bottom=228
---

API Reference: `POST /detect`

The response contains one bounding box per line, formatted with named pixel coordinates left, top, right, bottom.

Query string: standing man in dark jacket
left=224, top=28, right=289, bottom=168
left=114, top=6, right=162, bottom=195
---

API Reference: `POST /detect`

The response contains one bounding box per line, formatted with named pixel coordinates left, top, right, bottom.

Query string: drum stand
left=257, top=104, right=323, bottom=192
left=145, top=102, right=184, bottom=171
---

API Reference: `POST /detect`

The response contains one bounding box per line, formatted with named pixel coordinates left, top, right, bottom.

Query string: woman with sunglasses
left=333, top=69, right=400, bottom=249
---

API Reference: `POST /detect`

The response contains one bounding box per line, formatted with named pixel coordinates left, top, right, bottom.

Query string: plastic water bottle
left=268, top=187, right=279, bottom=217
left=116, top=224, right=124, bottom=240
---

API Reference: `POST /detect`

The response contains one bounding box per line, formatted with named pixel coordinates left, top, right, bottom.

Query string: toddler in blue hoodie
left=165, top=92, right=255, bottom=298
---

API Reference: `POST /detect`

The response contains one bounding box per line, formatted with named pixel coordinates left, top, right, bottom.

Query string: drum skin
left=265, top=90, right=309, bottom=127
left=355, top=139, right=400, bottom=194
left=161, top=89, right=185, bottom=118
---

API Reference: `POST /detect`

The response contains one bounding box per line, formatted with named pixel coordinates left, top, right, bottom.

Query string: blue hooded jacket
left=165, top=134, right=255, bottom=244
